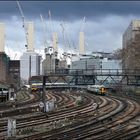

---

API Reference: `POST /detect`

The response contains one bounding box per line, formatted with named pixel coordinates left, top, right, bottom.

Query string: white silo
left=26, top=22, right=34, bottom=52
left=79, top=32, right=85, bottom=55
left=52, top=32, right=58, bottom=52
left=20, top=22, right=41, bottom=83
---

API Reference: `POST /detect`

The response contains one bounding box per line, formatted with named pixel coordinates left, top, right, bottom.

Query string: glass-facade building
left=20, top=52, right=41, bottom=83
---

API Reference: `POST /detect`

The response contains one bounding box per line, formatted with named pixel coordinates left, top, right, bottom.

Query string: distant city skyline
left=0, top=1, right=140, bottom=59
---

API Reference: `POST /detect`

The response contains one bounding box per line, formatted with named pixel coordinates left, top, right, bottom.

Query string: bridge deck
left=30, top=69, right=140, bottom=86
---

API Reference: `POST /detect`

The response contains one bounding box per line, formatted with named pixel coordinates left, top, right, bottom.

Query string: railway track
left=0, top=89, right=139, bottom=140
left=0, top=90, right=100, bottom=139
left=27, top=96, right=123, bottom=139
left=19, top=91, right=140, bottom=140
left=0, top=91, right=81, bottom=134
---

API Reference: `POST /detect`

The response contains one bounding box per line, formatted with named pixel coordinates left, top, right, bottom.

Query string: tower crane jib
left=40, top=14, right=48, bottom=48
left=16, top=1, right=28, bottom=48
left=80, top=16, right=86, bottom=32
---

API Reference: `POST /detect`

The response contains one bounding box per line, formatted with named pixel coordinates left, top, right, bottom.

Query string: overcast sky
left=1, top=1, right=140, bottom=59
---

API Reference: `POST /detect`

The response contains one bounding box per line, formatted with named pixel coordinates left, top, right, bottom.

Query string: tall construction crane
left=64, top=23, right=72, bottom=52
left=80, top=16, right=86, bottom=32
left=60, top=21, right=73, bottom=67
left=48, top=10, right=54, bottom=42
left=40, top=14, right=48, bottom=48
left=60, top=21, right=67, bottom=59
left=16, top=1, right=28, bottom=48
left=60, top=21, right=65, bottom=47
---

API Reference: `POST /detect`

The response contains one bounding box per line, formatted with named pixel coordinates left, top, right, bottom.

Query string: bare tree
left=112, top=48, right=123, bottom=60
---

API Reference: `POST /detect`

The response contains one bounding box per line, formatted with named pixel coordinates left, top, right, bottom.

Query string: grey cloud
left=1, top=1, right=140, bottom=21
left=2, top=6, right=140, bottom=60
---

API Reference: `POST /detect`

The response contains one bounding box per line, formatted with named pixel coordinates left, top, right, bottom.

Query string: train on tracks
left=0, top=85, right=9, bottom=102
left=87, top=85, right=107, bottom=95
left=30, top=83, right=69, bottom=93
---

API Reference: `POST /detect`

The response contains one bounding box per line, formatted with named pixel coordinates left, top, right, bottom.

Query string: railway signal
left=92, top=103, right=97, bottom=110
left=7, top=85, right=17, bottom=139
left=39, top=101, right=44, bottom=108
left=7, top=117, right=16, bottom=138
left=39, top=101, right=44, bottom=112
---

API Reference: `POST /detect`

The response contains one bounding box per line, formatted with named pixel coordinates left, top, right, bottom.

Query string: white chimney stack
left=27, top=22, right=34, bottom=52
left=79, top=31, right=85, bottom=55
left=52, top=32, right=58, bottom=52
left=0, top=23, right=5, bottom=52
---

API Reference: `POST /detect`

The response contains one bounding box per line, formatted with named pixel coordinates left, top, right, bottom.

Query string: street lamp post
left=50, top=54, right=52, bottom=73
left=48, top=47, right=54, bottom=74
left=42, top=76, right=46, bottom=112
left=29, top=55, right=31, bottom=80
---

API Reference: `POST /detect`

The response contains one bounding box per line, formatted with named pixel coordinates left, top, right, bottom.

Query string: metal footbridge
left=30, top=69, right=140, bottom=88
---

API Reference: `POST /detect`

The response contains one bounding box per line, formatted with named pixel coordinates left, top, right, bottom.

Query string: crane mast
left=40, top=14, right=48, bottom=48
left=80, top=16, right=86, bottom=32
left=48, top=10, right=58, bottom=54
left=48, top=10, right=54, bottom=42
left=60, top=21, right=67, bottom=59
left=16, top=1, right=28, bottom=48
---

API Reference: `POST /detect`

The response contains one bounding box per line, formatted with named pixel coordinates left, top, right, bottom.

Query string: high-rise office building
left=20, top=52, right=41, bottom=82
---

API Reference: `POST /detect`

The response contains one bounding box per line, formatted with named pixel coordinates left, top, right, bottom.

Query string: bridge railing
left=46, top=69, right=140, bottom=76
left=48, top=69, right=122, bottom=75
